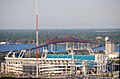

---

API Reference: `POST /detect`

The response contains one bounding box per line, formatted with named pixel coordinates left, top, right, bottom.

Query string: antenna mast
left=36, top=0, right=39, bottom=60
left=36, top=0, right=39, bottom=78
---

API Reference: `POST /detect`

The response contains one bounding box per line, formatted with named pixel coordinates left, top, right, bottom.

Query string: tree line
left=0, top=29, right=120, bottom=44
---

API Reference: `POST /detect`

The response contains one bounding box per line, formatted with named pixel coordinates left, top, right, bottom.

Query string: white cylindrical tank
left=105, top=37, right=109, bottom=42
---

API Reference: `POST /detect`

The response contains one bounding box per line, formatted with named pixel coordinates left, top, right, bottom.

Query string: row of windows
left=6, top=60, right=71, bottom=64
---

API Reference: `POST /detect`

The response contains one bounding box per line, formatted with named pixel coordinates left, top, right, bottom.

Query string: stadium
left=1, top=36, right=112, bottom=78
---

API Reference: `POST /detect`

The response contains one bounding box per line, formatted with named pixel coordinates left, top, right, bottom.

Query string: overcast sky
left=0, top=0, right=120, bottom=29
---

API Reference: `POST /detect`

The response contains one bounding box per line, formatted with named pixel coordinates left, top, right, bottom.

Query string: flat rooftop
left=47, top=54, right=95, bottom=60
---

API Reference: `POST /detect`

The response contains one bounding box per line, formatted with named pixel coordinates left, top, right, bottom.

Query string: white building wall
left=3, top=57, right=73, bottom=75
left=109, top=54, right=119, bottom=58
left=95, top=53, right=108, bottom=74
left=105, top=42, right=114, bottom=55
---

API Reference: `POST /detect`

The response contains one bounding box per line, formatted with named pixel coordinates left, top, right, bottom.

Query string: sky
left=0, top=0, right=120, bottom=29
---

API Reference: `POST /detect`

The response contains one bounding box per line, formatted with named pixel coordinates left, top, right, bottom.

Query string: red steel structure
left=36, top=0, right=39, bottom=61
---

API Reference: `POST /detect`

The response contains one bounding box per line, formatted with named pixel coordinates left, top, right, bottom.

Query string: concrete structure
left=1, top=49, right=98, bottom=78
left=105, top=42, right=114, bottom=55
left=105, top=37, right=119, bottom=58
left=95, top=53, right=108, bottom=74
left=109, top=53, right=119, bottom=58
left=82, top=60, right=88, bottom=75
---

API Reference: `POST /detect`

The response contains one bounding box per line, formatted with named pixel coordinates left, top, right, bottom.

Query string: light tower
left=35, top=0, right=39, bottom=78
left=36, top=0, right=39, bottom=61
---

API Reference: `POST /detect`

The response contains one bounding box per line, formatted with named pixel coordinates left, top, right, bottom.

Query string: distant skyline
left=0, top=0, right=120, bottom=29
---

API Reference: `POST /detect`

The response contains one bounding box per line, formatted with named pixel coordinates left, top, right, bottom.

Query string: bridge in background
left=4, top=35, right=96, bottom=58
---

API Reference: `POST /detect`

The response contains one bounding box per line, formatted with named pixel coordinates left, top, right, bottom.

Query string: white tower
left=105, top=37, right=114, bottom=55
